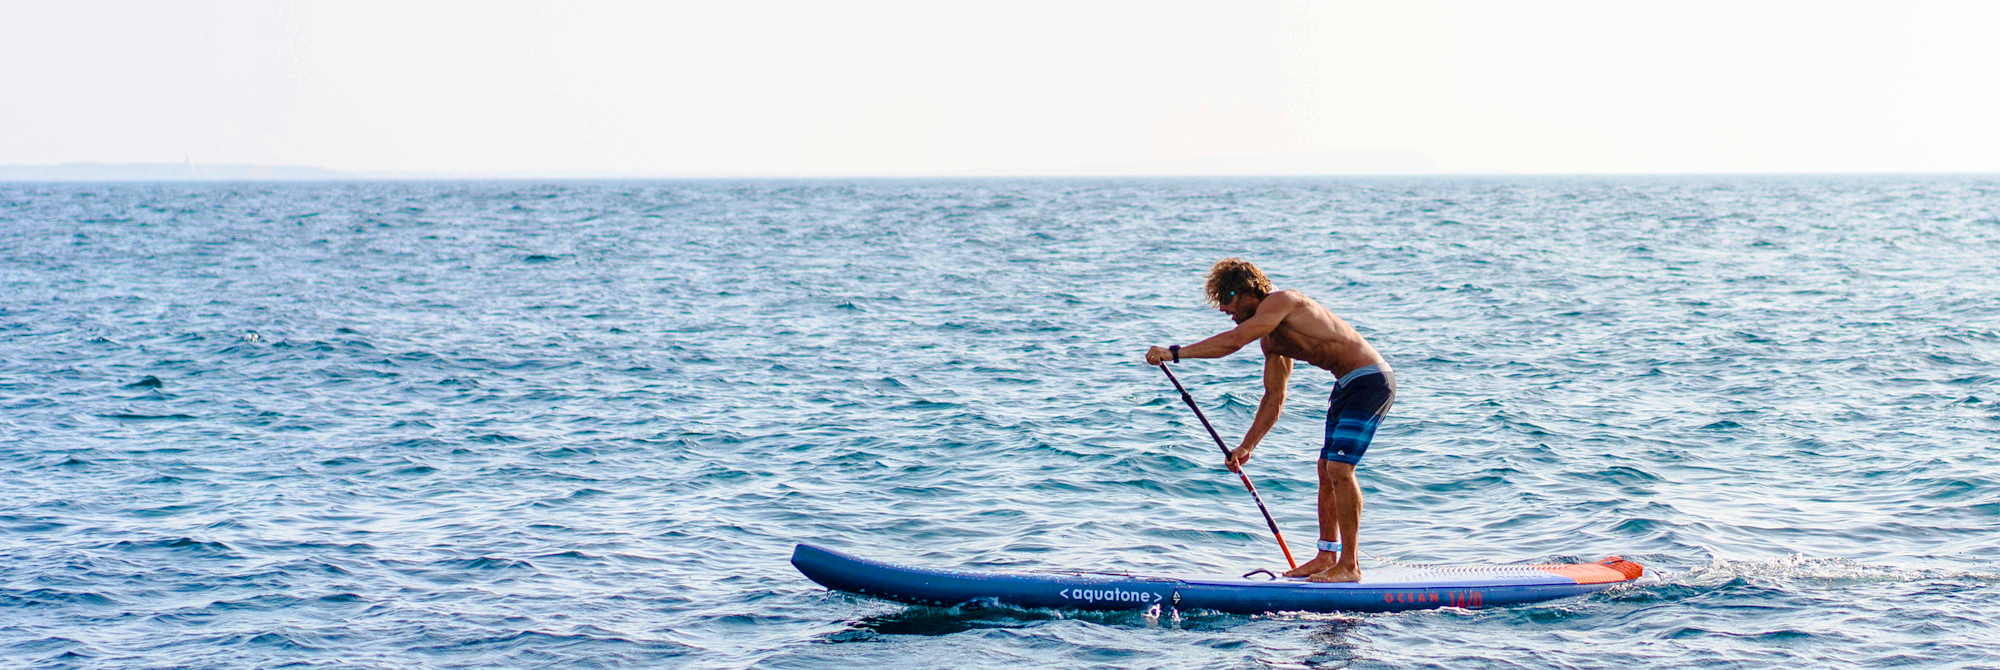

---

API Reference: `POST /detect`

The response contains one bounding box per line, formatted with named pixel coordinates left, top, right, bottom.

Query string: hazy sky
left=4, top=1, right=1996, bottom=176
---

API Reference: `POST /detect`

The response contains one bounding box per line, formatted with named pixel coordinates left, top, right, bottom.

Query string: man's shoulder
left=1265, top=289, right=1319, bottom=311
left=1266, top=288, right=1308, bottom=303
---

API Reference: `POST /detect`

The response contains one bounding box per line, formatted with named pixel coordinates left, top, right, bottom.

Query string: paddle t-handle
left=1159, top=363, right=1299, bottom=570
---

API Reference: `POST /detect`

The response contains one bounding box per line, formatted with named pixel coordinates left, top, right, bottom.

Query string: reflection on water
left=829, top=601, right=1072, bottom=640
left=1304, top=617, right=1367, bottom=668
left=827, top=598, right=1269, bottom=643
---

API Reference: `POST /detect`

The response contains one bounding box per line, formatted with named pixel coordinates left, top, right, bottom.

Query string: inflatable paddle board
left=793, top=543, right=1645, bottom=614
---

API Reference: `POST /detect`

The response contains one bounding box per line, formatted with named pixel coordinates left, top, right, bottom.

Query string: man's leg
left=1283, top=458, right=1344, bottom=577
left=1308, top=368, right=1389, bottom=583
left=1309, top=459, right=1363, bottom=583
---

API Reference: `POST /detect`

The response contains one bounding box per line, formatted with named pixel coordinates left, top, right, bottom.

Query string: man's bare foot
left=1308, top=561, right=1362, bottom=583
left=1283, top=552, right=1338, bottom=578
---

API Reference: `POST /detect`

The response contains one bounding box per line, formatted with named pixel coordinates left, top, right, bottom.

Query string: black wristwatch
left=1169, top=345, right=1180, bottom=362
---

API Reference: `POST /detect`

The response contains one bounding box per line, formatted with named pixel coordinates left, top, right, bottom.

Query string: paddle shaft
left=1159, top=364, right=1298, bottom=570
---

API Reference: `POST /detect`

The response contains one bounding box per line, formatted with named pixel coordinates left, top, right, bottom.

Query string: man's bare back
left=1252, top=291, right=1386, bottom=377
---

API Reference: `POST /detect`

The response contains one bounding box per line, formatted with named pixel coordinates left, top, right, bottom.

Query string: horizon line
left=2, top=162, right=1997, bottom=182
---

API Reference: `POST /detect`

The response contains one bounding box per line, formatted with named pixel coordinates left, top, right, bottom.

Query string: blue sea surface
left=2, top=177, right=1996, bottom=669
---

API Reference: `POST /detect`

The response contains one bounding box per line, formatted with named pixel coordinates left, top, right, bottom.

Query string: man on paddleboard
left=1145, top=258, right=1394, bottom=583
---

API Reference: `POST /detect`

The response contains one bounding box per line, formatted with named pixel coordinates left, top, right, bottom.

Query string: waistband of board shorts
left=1335, top=363, right=1392, bottom=391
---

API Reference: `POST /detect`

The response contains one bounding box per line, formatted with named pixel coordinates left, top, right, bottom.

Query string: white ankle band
left=1317, top=539, right=1342, bottom=553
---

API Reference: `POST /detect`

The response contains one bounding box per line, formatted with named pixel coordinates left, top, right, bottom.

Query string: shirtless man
left=1145, top=258, right=1395, bottom=583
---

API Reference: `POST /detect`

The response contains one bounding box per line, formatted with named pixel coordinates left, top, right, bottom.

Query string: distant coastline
left=4, top=162, right=1992, bottom=182
left=0, top=163, right=355, bottom=182
left=0, top=156, right=1447, bottom=182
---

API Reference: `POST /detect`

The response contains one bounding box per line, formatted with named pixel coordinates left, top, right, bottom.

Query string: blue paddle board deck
left=792, top=543, right=1646, bottom=614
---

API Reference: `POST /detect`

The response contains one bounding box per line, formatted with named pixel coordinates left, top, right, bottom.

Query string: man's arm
left=1176, top=292, right=1297, bottom=360
left=1225, top=347, right=1292, bottom=471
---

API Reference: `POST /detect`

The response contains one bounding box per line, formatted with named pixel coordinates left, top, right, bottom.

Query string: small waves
left=2, top=177, right=1997, bottom=669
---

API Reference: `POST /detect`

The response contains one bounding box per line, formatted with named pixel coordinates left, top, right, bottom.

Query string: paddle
left=1159, top=363, right=1299, bottom=570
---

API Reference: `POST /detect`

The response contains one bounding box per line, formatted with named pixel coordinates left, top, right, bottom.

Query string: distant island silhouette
left=1, top=152, right=1448, bottom=182
left=0, top=162, right=354, bottom=181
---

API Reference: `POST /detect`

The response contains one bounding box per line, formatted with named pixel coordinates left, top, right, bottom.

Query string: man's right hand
left=1225, top=445, right=1254, bottom=472
left=1145, top=345, right=1172, bottom=366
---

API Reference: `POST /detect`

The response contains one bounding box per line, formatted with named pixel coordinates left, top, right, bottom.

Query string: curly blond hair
left=1204, top=258, right=1273, bottom=306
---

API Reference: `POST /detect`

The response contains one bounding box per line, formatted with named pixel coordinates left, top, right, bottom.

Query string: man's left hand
left=1145, top=345, right=1172, bottom=366
left=1225, top=444, right=1253, bottom=472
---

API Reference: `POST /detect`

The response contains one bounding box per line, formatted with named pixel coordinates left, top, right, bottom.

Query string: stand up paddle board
left=793, top=543, right=1646, bottom=614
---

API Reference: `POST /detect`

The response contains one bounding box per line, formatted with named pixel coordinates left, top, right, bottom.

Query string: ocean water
left=1, top=176, right=1996, bottom=669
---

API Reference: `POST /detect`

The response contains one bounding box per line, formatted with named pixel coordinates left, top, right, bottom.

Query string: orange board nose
left=1533, top=557, right=1645, bottom=584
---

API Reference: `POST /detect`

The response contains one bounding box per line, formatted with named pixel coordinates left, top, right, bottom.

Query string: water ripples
left=2, top=177, right=1996, bottom=668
